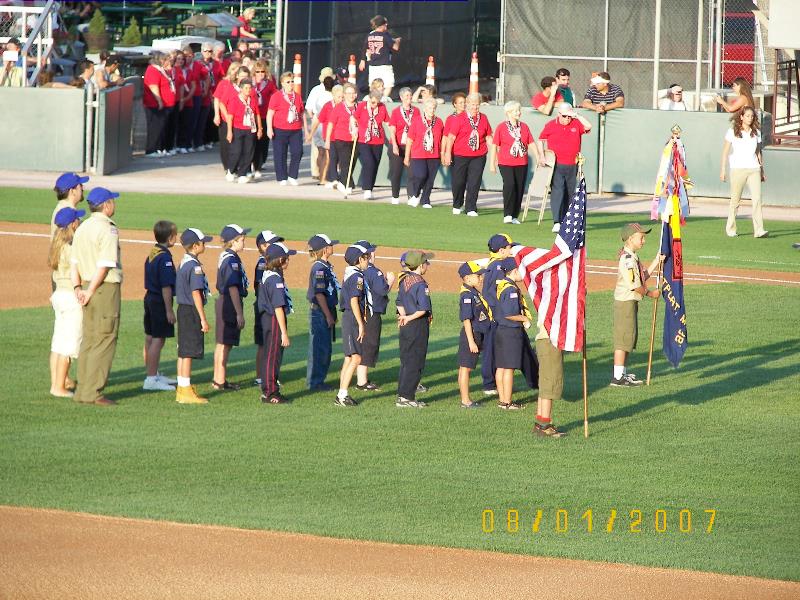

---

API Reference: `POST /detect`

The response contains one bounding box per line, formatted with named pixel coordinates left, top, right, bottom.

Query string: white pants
left=50, top=289, right=83, bottom=358
left=368, top=64, right=395, bottom=91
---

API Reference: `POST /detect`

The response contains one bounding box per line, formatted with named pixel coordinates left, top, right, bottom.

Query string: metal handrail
left=9, top=0, right=59, bottom=87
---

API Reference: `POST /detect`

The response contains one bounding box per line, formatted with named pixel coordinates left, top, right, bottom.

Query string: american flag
left=512, top=177, right=587, bottom=352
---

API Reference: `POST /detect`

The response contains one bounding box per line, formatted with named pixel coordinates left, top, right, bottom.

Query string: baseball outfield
left=1, top=187, right=798, bottom=598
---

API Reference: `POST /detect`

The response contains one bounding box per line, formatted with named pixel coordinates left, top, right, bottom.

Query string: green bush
left=87, top=9, right=106, bottom=35
left=120, top=16, right=142, bottom=47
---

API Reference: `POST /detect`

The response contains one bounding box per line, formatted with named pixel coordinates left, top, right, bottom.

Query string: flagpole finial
left=671, top=124, right=682, bottom=137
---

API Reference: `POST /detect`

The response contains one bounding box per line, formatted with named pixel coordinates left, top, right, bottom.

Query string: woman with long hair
left=720, top=106, right=767, bottom=238
left=48, top=208, right=84, bottom=397
left=251, top=59, right=276, bottom=178
left=715, top=77, right=756, bottom=113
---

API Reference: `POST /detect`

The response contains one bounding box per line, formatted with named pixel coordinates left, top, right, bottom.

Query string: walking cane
left=345, top=136, right=358, bottom=192
left=646, top=226, right=665, bottom=386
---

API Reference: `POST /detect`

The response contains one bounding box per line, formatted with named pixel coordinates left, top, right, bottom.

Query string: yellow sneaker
left=176, top=385, right=208, bottom=404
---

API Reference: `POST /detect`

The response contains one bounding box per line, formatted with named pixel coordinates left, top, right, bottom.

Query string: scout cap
left=180, top=228, right=212, bottom=246
left=621, top=223, right=652, bottom=241
left=266, top=242, right=297, bottom=259
left=403, top=250, right=435, bottom=269
left=487, top=233, right=514, bottom=252
left=399, top=252, right=407, bottom=267
left=458, top=260, right=487, bottom=278
left=318, top=66, right=334, bottom=82
left=557, top=102, right=576, bottom=117
left=308, top=233, right=339, bottom=251
left=53, top=207, right=85, bottom=227
left=220, top=223, right=252, bottom=242
left=497, top=257, right=519, bottom=272
left=54, top=172, right=89, bottom=193
left=355, top=239, right=377, bottom=252
left=344, top=244, right=370, bottom=266
left=86, top=187, right=120, bottom=206
left=256, top=230, right=284, bottom=246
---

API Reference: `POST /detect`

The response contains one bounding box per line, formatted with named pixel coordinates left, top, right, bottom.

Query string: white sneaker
left=363, top=190, right=372, bottom=200
left=287, top=177, right=299, bottom=186
left=422, top=204, right=432, bottom=209
left=145, top=152, right=161, bottom=158
left=391, top=196, right=400, bottom=204
left=466, top=211, right=479, bottom=217
left=166, top=149, right=177, bottom=156
left=511, top=218, right=521, bottom=225
left=178, top=147, right=188, bottom=154
left=156, top=149, right=167, bottom=156
left=452, top=207, right=463, bottom=215
left=345, top=187, right=353, bottom=196
left=325, top=182, right=336, bottom=189
left=143, top=376, right=175, bottom=391
left=727, top=232, right=737, bottom=238
left=187, top=147, right=196, bottom=153
left=407, top=196, right=419, bottom=207
left=279, top=180, right=288, bottom=186
left=503, top=215, right=512, bottom=224
left=225, top=171, right=235, bottom=182
left=205, top=143, right=214, bottom=150
left=253, top=170, right=262, bottom=179
left=552, top=223, right=560, bottom=233
left=237, top=175, right=249, bottom=184
left=157, top=373, right=178, bottom=385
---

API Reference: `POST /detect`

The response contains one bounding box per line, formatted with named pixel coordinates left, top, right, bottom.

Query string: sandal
left=261, top=393, right=287, bottom=404
left=212, top=380, right=241, bottom=391
left=497, top=401, right=524, bottom=410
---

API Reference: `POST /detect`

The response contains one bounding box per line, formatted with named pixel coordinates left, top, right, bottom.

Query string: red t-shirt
left=530, top=91, right=564, bottom=110
left=191, top=60, right=208, bottom=98
left=254, top=79, right=276, bottom=118
left=443, top=112, right=463, bottom=137
left=327, top=102, right=358, bottom=142
left=142, top=64, right=176, bottom=109
left=492, top=121, right=534, bottom=167
left=211, top=60, right=227, bottom=93
left=268, top=90, right=304, bottom=131
left=355, top=101, right=389, bottom=145
left=538, top=117, right=587, bottom=165
left=318, top=100, right=334, bottom=126
left=174, top=66, right=194, bottom=108
left=407, top=113, right=444, bottom=159
left=232, top=16, right=253, bottom=38
left=213, top=79, right=233, bottom=116
left=388, top=104, right=418, bottom=147
left=228, top=91, right=258, bottom=131
left=449, top=111, right=492, bottom=157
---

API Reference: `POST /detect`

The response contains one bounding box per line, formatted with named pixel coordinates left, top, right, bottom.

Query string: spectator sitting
left=659, top=84, right=688, bottom=111
left=411, top=83, right=444, bottom=105
left=37, top=69, right=73, bottom=89
left=581, top=71, right=624, bottom=113
left=1, top=40, right=24, bottom=87
left=555, top=67, right=575, bottom=106
left=715, top=77, right=756, bottom=113
left=76, top=59, right=95, bottom=88
left=531, top=75, right=563, bottom=115
left=94, top=54, right=121, bottom=90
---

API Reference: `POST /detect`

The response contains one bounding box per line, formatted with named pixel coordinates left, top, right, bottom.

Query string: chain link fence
left=719, top=0, right=773, bottom=89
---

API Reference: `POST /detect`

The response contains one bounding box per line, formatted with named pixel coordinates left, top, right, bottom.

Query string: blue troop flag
left=660, top=220, right=687, bottom=367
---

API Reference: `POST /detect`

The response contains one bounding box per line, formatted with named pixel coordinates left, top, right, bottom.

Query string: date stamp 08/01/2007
left=481, top=508, right=717, bottom=535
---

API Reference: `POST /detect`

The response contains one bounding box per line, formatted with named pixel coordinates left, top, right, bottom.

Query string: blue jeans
left=273, top=128, right=303, bottom=181
left=306, top=307, right=332, bottom=388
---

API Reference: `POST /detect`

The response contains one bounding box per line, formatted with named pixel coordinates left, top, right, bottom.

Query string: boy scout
left=70, top=187, right=122, bottom=406
left=457, top=261, right=490, bottom=408
left=533, top=326, right=566, bottom=437
left=612, top=223, right=664, bottom=386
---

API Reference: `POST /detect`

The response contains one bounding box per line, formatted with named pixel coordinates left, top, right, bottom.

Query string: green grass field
left=0, top=190, right=798, bottom=581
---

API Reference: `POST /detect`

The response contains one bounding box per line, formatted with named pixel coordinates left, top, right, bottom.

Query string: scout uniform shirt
left=257, top=270, right=290, bottom=316
left=494, top=277, right=525, bottom=328
left=307, top=259, right=339, bottom=316
left=176, top=254, right=209, bottom=306
left=340, top=266, right=367, bottom=316
left=216, top=250, right=249, bottom=298
left=253, top=254, right=266, bottom=305
left=396, top=271, right=432, bottom=316
left=144, top=244, right=176, bottom=297
left=614, top=246, right=645, bottom=302
left=363, top=263, right=390, bottom=315
left=459, top=284, right=491, bottom=334
left=71, top=212, right=122, bottom=284
left=482, top=257, right=507, bottom=309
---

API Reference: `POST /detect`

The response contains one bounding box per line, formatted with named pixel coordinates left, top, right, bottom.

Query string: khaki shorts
left=368, top=64, right=395, bottom=89
left=613, top=300, right=638, bottom=352
left=536, top=337, right=563, bottom=400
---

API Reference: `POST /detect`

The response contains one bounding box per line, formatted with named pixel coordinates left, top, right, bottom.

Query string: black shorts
left=494, top=325, right=526, bottom=369
left=143, top=293, right=174, bottom=338
left=177, top=303, right=205, bottom=359
left=360, top=313, right=383, bottom=367
left=458, top=328, right=486, bottom=369
left=341, top=310, right=363, bottom=357
left=215, top=294, right=241, bottom=346
left=253, top=303, right=263, bottom=346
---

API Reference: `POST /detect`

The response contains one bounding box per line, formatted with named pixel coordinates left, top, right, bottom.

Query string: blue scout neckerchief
left=262, top=269, right=293, bottom=314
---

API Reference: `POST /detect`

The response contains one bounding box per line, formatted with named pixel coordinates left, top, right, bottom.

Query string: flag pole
left=646, top=249, right=663, bottom=386
left=582, top=316, right=589, bottom=438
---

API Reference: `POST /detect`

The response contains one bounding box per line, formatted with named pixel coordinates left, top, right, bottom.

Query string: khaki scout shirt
left=71, top=212, right=123, bottom=284
left=50, top=200, right=71, bottom=238
left=614, top=246, right=643, bottom=302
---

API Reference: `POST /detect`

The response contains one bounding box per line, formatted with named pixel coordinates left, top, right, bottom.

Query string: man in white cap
left=538, top=103, right=593, bottom=232
left=658, top=83, right=688, bottom=111
left=306, top=66, right=335, bottom=179
left=581, top=71, right=624, bottom=114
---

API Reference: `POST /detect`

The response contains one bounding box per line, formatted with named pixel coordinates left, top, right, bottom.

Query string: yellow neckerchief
left=147, top=244, right=167, bottom=263
left=488, top=250, right=506, bottom=263
left=496, top=277, right=532, bottom=321
left=460, top=283, right=493, bottom=321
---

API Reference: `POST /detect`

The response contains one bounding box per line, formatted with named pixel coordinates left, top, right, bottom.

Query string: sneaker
left=466, top=211, right=478, bottom=217
left=483, top=389, right=498, bottom=396
left=416, top=383, right=428, bottom=393
left=497, top=401, right=524, bottom=410
left=287, top=177, right=299, bottom=186
left=157, top=149, right=167, bottom=156
left=396, top=397, right=426, bottom=408
left=503, top=215, right=512, bottom=224
left=143, top=376, right=175, bottom=391
left=511, top=218, right=521, bottom=225
left=253, top=170, right=262, bottom=179
left=336, top=182, right=346, bottom=194
left=157, top=373, right=178, bottom=385
left=237, top=175, right=250, bottom=184
left=261, top=393, right=288, bottom=404
left=344, top=187, right=353, bottom=195
left=363, top=190, right=373, bottom=200
left=391, top=196, right=400, bottom=204
left=145, top=152, right=161, bottom=158
left=407, top=196, right=419, bottom=207
left=460, top=401, right=482, bottom=409
left=253, top=378, right=262, bottom=386
left=225, top=171, right=235, bottom=182
left=534, top=423, right=566, bottom=437
left=355, top=381, right=381, bottom=391
left=178, top=147, right=188, bottom=154
left=187, top=147, right=196, bottom=153
left=755, top=231, right=769, bottom=238
left=726, top=232, right=737, bottom=237
left=422, top=204, right=432, bottom=209
left=610, top=376, right=636, bottom=387
left=333, top=395, right=355, bottom=407
left=624, top=373, right=644, bottom=386
left=452, top=207, right=463, bottom=215
left=205, top=143, right=214, bottom=150
left=279, top=180, right=288, bottom=186
left=176, top=385, right=208, bottom=404
left=552, top=223, right=560, bottom=233
left=325, top=181, right=336, bottom=189
left=166, top=149, right=177, bottom=156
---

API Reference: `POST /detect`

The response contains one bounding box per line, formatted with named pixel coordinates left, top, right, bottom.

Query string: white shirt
left=305, top=83, right=327, bottom=116
left=658, top=98, right=687, bottom=111
left=725, top=128, right=761, bottom=170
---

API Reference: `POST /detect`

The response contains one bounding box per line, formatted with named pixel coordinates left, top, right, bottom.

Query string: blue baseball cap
left=488, top=233, right=514, bottom=253
left=458, top=260, right=487, bottom=278
left=308, top=233, right=339, bottom=251
left=344, top=243, right=370, bottom=266
left=266, top=242, right=297, bottom=259
left=498, top=257, right=519, bottom=272
left=399, top=251, right=407, bottom=267
left=220, top=223, right=252, bottom=242
left=256, top=230, right=284, bottom=246
left=86, top=187, right=120, bottom=206
left=355, top=239, right=377, bottom=252
left=180, top=228, right=213, bottom=246
left=54, top=172, right=89, bottom=193
left=53, top=207, right=85, bottom=228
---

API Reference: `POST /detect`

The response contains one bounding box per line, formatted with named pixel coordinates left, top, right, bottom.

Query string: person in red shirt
left=403, top=97, right=444, bottom=208
left=201, top=42, right=225, bottom=148
left=442, top=92, right=493, bottom=217
left=266, top=71, right=307, bottom=185
left=213, top=61, right=243, bottom=178
left=387, top=87, right=418, bottom=204
left=489, top=101, right=544, bottom=225
left=314, top=84, right=343, bottom=186
left=174, top=50, right=197, bottom=154
left=355, top=91, right=389, bottom=200
left=232, top=8, right=259, bottom=45
left=226, top=78, right=262, bottom=183
left=538, top=102, right=593, bottom=231
left=251, top=59, right=276, bottom=178
left=185, top=45, right=208, bottom=152
left=531, top=76, right=564, bottom=116
left=142, top=52, right=177, bottom=158
left=325, top=83, right=359, bottom=195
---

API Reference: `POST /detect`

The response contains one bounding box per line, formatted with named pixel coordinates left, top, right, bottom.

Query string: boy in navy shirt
left=213, top=224, right=251, bottom=391
left=335, top=243, right=372, bottom=407
left=358, top=15, right=401, bottom=98
left=175, top=228, right=213, bottom=404
left=457, top=260, right=490, bottom=409
left=396, top=249, right=434, bottom=408
left=258, top=242, right=296, bottom=404
left=253, top=230, right=283, bottom=387
left=143, top=220, right=178, bottom=391
left=306, top=233, right=340, bottom=391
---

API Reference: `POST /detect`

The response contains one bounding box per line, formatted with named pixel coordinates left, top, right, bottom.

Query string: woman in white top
left=720, top=106, right=767, bottom=238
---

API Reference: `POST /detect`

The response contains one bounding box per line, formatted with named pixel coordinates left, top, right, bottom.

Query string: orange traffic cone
left=468, top=52, right=479, bottom=94
left=348, top=54, right=357, bottom=84
left=293, top=54, right=302, bottom=96
left=425, top=55, right=435, bottom=86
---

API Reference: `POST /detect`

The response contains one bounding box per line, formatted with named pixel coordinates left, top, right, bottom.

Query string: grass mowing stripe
left=0, top=284, right=798, bottom=581
left=2, top=187, right=799, bottom=272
